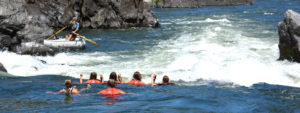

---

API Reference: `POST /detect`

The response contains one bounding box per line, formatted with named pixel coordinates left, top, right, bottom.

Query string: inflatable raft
left=44, top=37, right=86, bottom=50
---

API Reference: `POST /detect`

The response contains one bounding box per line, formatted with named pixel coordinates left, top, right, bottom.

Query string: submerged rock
left=0, top=63, right=7, bottom=72
left=40, top=60, right=47, bottom=64
left=145, top=0, right=253, bottom=8
left=278, top=10, right=300, bottom=62
left=0, top=0, right=159, bottom=56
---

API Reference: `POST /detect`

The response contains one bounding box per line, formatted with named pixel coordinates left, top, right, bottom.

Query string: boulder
left=146, top=0, right=253, bottom=8
left=278, top=10, right=300, bottom=62
left=0, top=0, right=159, bottom=56
left=0, top=34, right=12, bottom=49
left=0, top=62, right=7, bottom=72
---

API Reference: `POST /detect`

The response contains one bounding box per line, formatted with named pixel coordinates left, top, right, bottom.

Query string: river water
left=1, top=0, right=300, bottom=112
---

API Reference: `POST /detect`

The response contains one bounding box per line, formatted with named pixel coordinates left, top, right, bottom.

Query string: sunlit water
left=1, top=0, right=300, bottom=112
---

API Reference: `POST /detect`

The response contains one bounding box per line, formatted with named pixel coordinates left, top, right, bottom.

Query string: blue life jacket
left=71, top=21, right=79, bottom=31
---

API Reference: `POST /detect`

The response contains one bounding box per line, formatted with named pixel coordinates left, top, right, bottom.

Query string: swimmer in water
left=80, top=72, right=104, bottom=83
left=80, top=72, right=104, bottom=89
left=151, top=74, right=175, bottom=86
left=98, top=79, right=126, bottom=95
left=127, top=71, right=145, bottom=85
left=106, top=72, right=123, bottom=84
left=47, top=79, right=87, bottom=96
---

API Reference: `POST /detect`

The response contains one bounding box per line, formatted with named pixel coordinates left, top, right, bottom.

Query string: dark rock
left=40, top=60, right=47, bottom=64
left=0, top=34, right=12, bottom=49
left=146, top=0, right=253, bottom=8
left=0, top=63, right=7, bottom=72
left=278, top=10, right=300, bottom=62
left=0, top=23, right=25, bottom=50
left=0, top=0, right=159, bottom=56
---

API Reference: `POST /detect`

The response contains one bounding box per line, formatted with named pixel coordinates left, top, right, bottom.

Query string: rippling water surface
left=1, top=0, right=300, bottom=112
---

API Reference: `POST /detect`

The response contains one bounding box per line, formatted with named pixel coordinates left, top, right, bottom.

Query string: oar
left=46, top=26, right=68, bottom=40
left=73, top=32, right=99, bottom=46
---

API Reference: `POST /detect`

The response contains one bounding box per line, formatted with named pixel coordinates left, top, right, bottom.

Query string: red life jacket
left=157, top=83, right=175, bottom=86
left=115, top=81, right=121, bottom=84
left=85, top=79, right=102, bottom=84
left=127, top=80, right=145, bottom=85
left=98, top=88, right=123, bottom=95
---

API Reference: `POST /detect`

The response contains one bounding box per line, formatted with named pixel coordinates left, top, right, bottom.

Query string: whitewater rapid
left=1, top=8, right=300, bottom=87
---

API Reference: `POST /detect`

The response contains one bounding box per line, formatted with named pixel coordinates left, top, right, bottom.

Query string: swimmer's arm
left=79, top=88, right=89, bottom=92
left=99, top=73, right=104, bottom=83
left=119, top=90, right=126, bottom=94
left=46, top=89, right=64, bottom=94
left=47, top=88, right=69, bottom=94
left=118, top=74, right=124, bottom=83
left=151, top=74, right=157, bottom=86
left=80, top=73, right=83, bottom=84
left=125, top=93, right=135, bottom=95
left=57, top=89, right=65, bottom=94
left=73, top=88, right=80, bottom=94
left=46, top=91, right=58, bottom=94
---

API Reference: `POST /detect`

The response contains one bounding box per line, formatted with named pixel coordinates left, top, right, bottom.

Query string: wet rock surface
left=0, top=0, right=159, bottom=56
left=0, top=62, right=7, bottom=72
left=278, top=10, right=300, bottom=62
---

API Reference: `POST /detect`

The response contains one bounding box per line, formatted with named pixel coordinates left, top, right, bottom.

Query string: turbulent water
left=1, top=0, right=300, bottom=112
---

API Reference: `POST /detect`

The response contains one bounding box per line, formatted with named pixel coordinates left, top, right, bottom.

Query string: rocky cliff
left=0, top=0, right=159, bottom=56
left=146, top=0, right=253, bottom=8
left=278, top=10, right=300, bottom=62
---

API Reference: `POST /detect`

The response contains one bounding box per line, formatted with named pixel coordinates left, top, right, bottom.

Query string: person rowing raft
left=65, top=17, right=80, bottom=41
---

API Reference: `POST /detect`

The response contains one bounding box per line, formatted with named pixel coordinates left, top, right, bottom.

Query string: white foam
left=1, top=14, right=300, bottom=87
left=264, top=12, right=274, bottom=15
left=176, top=18, right=230, bottom=25
left=205, top=18, right=230, bottom=23
left=147, top=20, right=300, bottom=87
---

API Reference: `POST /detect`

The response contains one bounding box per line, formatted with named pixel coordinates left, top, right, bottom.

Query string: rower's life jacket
left=157, top=83, right=175, bottom=86
left=127, top=80, right=145, bottom=85
left=98, top=88, right=124, bottom=95
left=71, top=21, right=80, bottom=31
left=85, top=79, right=102, bottom=84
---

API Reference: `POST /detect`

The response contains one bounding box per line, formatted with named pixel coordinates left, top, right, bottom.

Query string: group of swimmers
left=51, top=71, right=175, bottom=96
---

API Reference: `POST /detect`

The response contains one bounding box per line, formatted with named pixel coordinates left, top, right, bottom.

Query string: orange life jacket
left=98, top=88, right=124, bottom=95
left=127, top=80, right=145, bottom=85
left=85, top=79, right=102, bottom=84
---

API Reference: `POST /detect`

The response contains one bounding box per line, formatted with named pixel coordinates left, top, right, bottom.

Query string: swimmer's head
left=107, top=79, right=115, bottom=88
left=90, top=72, right=97, bottom=80
left=65, top=79, right=72, bottom=88
left=109, top=72, right=117, bottom=81
left=133, top=71, right=142, bottom=81
left=163, top=75, right=169, bottom=83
